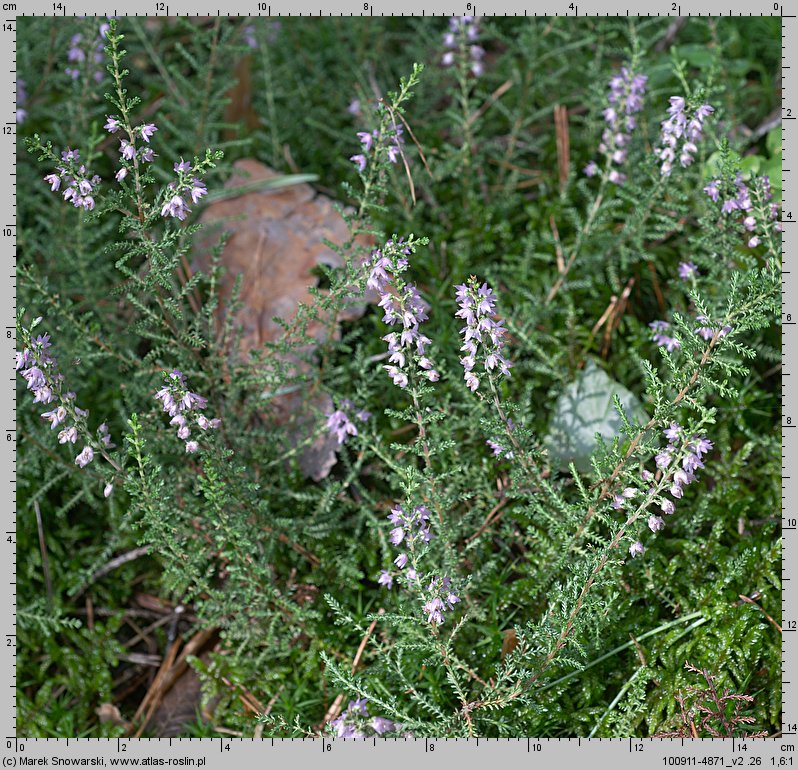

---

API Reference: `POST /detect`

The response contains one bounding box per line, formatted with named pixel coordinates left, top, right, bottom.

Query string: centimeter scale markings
left=1, top=3, right=793, bottom=768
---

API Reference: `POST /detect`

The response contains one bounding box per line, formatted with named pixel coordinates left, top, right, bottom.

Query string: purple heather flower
left=115, top=168, right=128, bottom=182
left=389, top=527, right=405, bottom=546
left=139, top=123, right=157, bottom=142
left=372, top=717, right=396, bottom=735
left=98, top=422, right=115, bottom=448
left=691, top=436, right=713, bottom=457
left=661, top=499, right=675, bottom=515
left=17, top=79, right=27, bottom=123
left=174, top=159, right=191, bottom=174
left=350, top=154, right=367, bottom=173
left=678, top=261, right=698, bottom=280
left=703, top=180, right=720, bottom=201
left=487, top=438, right=514, bottom=460
left=648, top=515, right=665, bottom=533
left=585, top=65, right=647, bottom=183
left=44, top=174, right=61, bottom=192
left=185, top=441, right=199, bottom=453
left=456, top=278, right=511, bottom=391
left=629, top=541, right=645, bottom=558
left=394, top=553, right=408, bottom=569
left=748, top=236, right=760, bottom=248
left=141, top=148, right=155, bottom=163
left=655, top=99, right=713, bottom=177
left=326, top=409, right=358, bottom=444
left=347, top=99, right=361, bottom=116
left=649, top=321, right=681, bottom=352
left=120, top=140, right=136, bottom=161
left=103, top=483, right=114, bottom=498
left=371, top=244, right=439, bottom=388
left=189, top=178, right=207, bottom=204
left=104, top=116, right=120, bottom=133
left=442, top=16, right=483, bottom=76
left=58, top=427, right=78, bottom=444
left=41, top=406, right=67, bottom=429
left=75, top=446, right=94, bottom=468
left=655, top=450, right=673, bottom=470
left=378, top=570, right=393, bottom=589
left=357, top=131, right=373, bottom=151
left=663, top=422, right=681, bottom=442
left=161, top=194, right=190, bottom=220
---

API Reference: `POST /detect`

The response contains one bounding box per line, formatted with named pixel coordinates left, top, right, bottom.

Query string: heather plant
left=16, top=15, right=780, bottom=738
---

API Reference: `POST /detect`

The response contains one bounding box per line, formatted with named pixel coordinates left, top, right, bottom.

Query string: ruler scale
left=4, top=3, right=792, bottom=767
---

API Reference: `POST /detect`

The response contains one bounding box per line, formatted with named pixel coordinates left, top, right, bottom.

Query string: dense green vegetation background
left=15, top=15, right=781, bottom=737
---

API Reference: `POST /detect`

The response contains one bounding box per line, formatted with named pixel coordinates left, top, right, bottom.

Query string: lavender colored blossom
left=455, top=277, right=512, bottom=392
left=139, top=123, right=157, bottom=142
left=423, top=575, right=460, bottom=625
left=350, top=154, right=367, bottom=173
left=649, top=320, right=680, bottom=352
left=711, top=173, right=782, bottom=247
left=655, top=97, right=714, bottom=176
left=120, top=140, right=136, bottom=161
left=59, top=427, right=78, bottom=444
left=486, top=438, right=514, bottom=460
left=104, top=483, right=114, bottom=498
left=648, top=515, right=665, bottom=532
left=372, top=717, right=397, bottom=736
left=678, top=261, right=698, bottom=280
left=350, top=118, right=404, bottom=173
left=154, top=369, right=219, bottom=452
left=330, top=700, right=400, bottom=739
left=160, top=161, right=210, bottom=222
left=387, top=504, right=433, bottom=549
left=441, top=16, right=484, bottom=77
left=16, top=325, right=97, bottom=466
left=242, top=24, right=258, bottom=48
left=17, top=79, right=27, bottom=123
left=377, top=570, right=393, bottom=589
left=326, top=402, right=368, bottom=446
left=703, top=180, right=720, bottom=201
left=585, top=65, right=648, bottom=184
left=43, top=152, right=101, bottom=213
left=161, top=194, right=190, bottom=221
left=369, top=240, right=440, bottom=389
left=629, top=541, right=645, bottom=558
left=65, top=23, right=107, bottom=83
left=75, top=446, right=94, bottom=468
left=627, top=424, right=714, bottom=556
left=104, top=116, right=121, bottom=133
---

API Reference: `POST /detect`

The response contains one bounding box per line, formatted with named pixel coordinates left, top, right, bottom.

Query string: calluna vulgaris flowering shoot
left=15, top=14, right=781, bottom=739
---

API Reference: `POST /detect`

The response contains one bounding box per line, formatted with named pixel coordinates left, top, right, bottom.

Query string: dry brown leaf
left=150, top=654, right=219, bottom=738
left=196, top=159, right=370, bottom=480
left=501, top=628, right=518, bottom=660
left=96, top=703, right=130, bottom=729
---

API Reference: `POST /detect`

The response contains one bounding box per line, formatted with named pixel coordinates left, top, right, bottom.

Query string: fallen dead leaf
left=196, top=159, right=371, bottom=480
left=96, top=703, right=131, bottom=730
